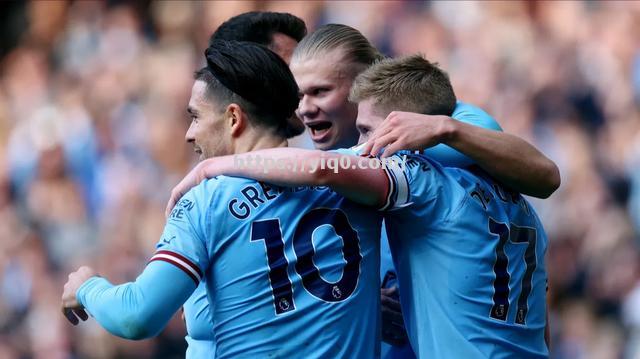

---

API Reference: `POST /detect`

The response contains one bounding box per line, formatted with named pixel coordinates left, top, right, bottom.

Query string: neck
left=234, top=131, right=288, bottom=154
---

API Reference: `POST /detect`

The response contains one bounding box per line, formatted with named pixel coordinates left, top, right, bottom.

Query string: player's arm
left=166, top=148, right=402, bottom=216
left=67, top=185, right=211, bottom=340
left=62, top=259, right=198, bottom=340
left=362, top=111, right=561, bottom=199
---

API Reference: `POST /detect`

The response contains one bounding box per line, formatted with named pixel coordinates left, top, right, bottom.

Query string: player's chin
left=312, top=135, right=339, bottom=151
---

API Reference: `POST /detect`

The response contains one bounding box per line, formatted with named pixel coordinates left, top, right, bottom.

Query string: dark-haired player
left=209, top=11, right=306, bottom=64
left=61, top=40, right=403, bottom=358
left=184, top=12, right=309, bottom=358
left=167, top=54, right=550, bottom=358
left=171, top=23, right=559, bottom=359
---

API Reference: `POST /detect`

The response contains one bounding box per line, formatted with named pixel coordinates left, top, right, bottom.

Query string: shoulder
left=452, top=101, right=503, bottom=131
left=400, top=152, right=441, bottom=173
left=400, top=153, right=472, bottom=195
left=192, top=175, right=257, bottom=195
left=176, top=176, right=257, bottom=215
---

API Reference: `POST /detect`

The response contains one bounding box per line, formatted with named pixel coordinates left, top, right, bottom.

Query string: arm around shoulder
left=445, top=119, right=561, bottom=198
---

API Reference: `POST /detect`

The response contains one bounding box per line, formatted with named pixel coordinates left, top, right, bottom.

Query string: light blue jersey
left=424, top=101, right=503, bottom=167
left=153, top=170, right=410, bottom=358
left=380, top=101, right=500, bottom=359
left=182, top=101, right=507, bottom=357
left=380, top=224, right=416, bottom=359
left=385, top=155, right=549, bottom=358
left=183, top=283, right=215, bottom=358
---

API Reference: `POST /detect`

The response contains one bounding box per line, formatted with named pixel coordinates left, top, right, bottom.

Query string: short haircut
left=196, top=40, right=301, bottom=138
left=292, top=24, right=384, bottom=77
left=209, top=11, right=307, bottom=48
left=349, top=55, right=457, bottom=116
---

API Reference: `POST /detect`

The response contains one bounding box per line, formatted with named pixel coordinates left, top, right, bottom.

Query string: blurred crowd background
left=0, top=1, right=638, bottom=358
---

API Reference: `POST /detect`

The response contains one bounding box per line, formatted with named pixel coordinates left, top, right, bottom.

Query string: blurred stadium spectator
left=0, top=1, right=638, bottom=358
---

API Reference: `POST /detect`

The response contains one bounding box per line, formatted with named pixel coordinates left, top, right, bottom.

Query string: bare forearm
left=204, top=148, right=326, bottom=187
left=201, top=148, right=388, bottom=207
left=444, top=120, right=560, bottom=198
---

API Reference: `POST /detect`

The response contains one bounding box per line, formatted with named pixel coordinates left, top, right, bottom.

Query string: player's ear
left=225, top=103, right=247, bottom=138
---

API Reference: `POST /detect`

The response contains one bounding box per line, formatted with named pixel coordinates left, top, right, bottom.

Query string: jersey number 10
left=250, top=208, right=362, bottom=315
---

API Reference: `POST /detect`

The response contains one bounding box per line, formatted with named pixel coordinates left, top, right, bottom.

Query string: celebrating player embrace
left=62, top=39, right=399, bottom=358
left=166, top=53, right=551, bottom=358
left=61, top=12, right=556, bottom=359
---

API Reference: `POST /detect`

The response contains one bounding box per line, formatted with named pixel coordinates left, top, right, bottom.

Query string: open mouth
left=307, top=122, right=332, bottom=141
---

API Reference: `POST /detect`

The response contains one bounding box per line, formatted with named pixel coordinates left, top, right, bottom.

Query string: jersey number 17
left=489, top=218, right=539, bottom=325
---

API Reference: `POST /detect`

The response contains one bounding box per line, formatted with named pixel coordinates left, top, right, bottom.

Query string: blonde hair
left=349, top=54, right=457, bottom=115
left=292, top=24, right=384, bottom=77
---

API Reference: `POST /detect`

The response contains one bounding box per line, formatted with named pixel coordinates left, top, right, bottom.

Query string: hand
left=165, top=161, right=209, bottom=218
left=61, top=266, right=96, bottom=325
left=362, top=112, right=453, bottom=158
left=381, top=286, right=409, bottom=346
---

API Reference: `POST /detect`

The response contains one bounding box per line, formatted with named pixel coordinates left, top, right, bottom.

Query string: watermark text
left=233, top=153, right=407, bottom=174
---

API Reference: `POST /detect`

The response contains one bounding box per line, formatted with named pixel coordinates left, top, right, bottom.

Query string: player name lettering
left=228, top=183, right=333, bottom=220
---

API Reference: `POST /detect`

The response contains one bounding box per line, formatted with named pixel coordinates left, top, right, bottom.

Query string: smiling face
left=184, top=80, right=232, bottom=160
left=291, top=48, right=361, bottom=150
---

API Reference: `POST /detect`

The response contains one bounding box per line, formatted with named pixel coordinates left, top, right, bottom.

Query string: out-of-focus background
left=0, top=1, right=638, bottom=358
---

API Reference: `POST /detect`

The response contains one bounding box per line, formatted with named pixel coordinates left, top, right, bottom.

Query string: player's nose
left=298, top=95, right=319, bottom=118
left=185, top=123, right=196, bottom=143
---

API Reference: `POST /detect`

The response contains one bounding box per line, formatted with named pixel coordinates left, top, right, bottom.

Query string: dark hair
left=350, top=54, right=457, bottom=116
left=195, top=40, right=300, bottom=138
left=292, top=24, right=383, bottom=77
left=210, top=12, right=307, bottom=47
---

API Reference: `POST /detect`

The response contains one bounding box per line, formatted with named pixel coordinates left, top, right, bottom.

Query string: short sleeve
left=423, top=101, right=502, bottom=167
left=451, top=101, right=503, bottom=131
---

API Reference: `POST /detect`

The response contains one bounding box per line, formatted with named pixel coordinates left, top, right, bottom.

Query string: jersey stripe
left=394, top=165, right=410, bottom=207
left=149, top=250, right=203, bottom=284
left=380, top=163, right=412, bottom=211
left=379, top=168, right=396, bottom=211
